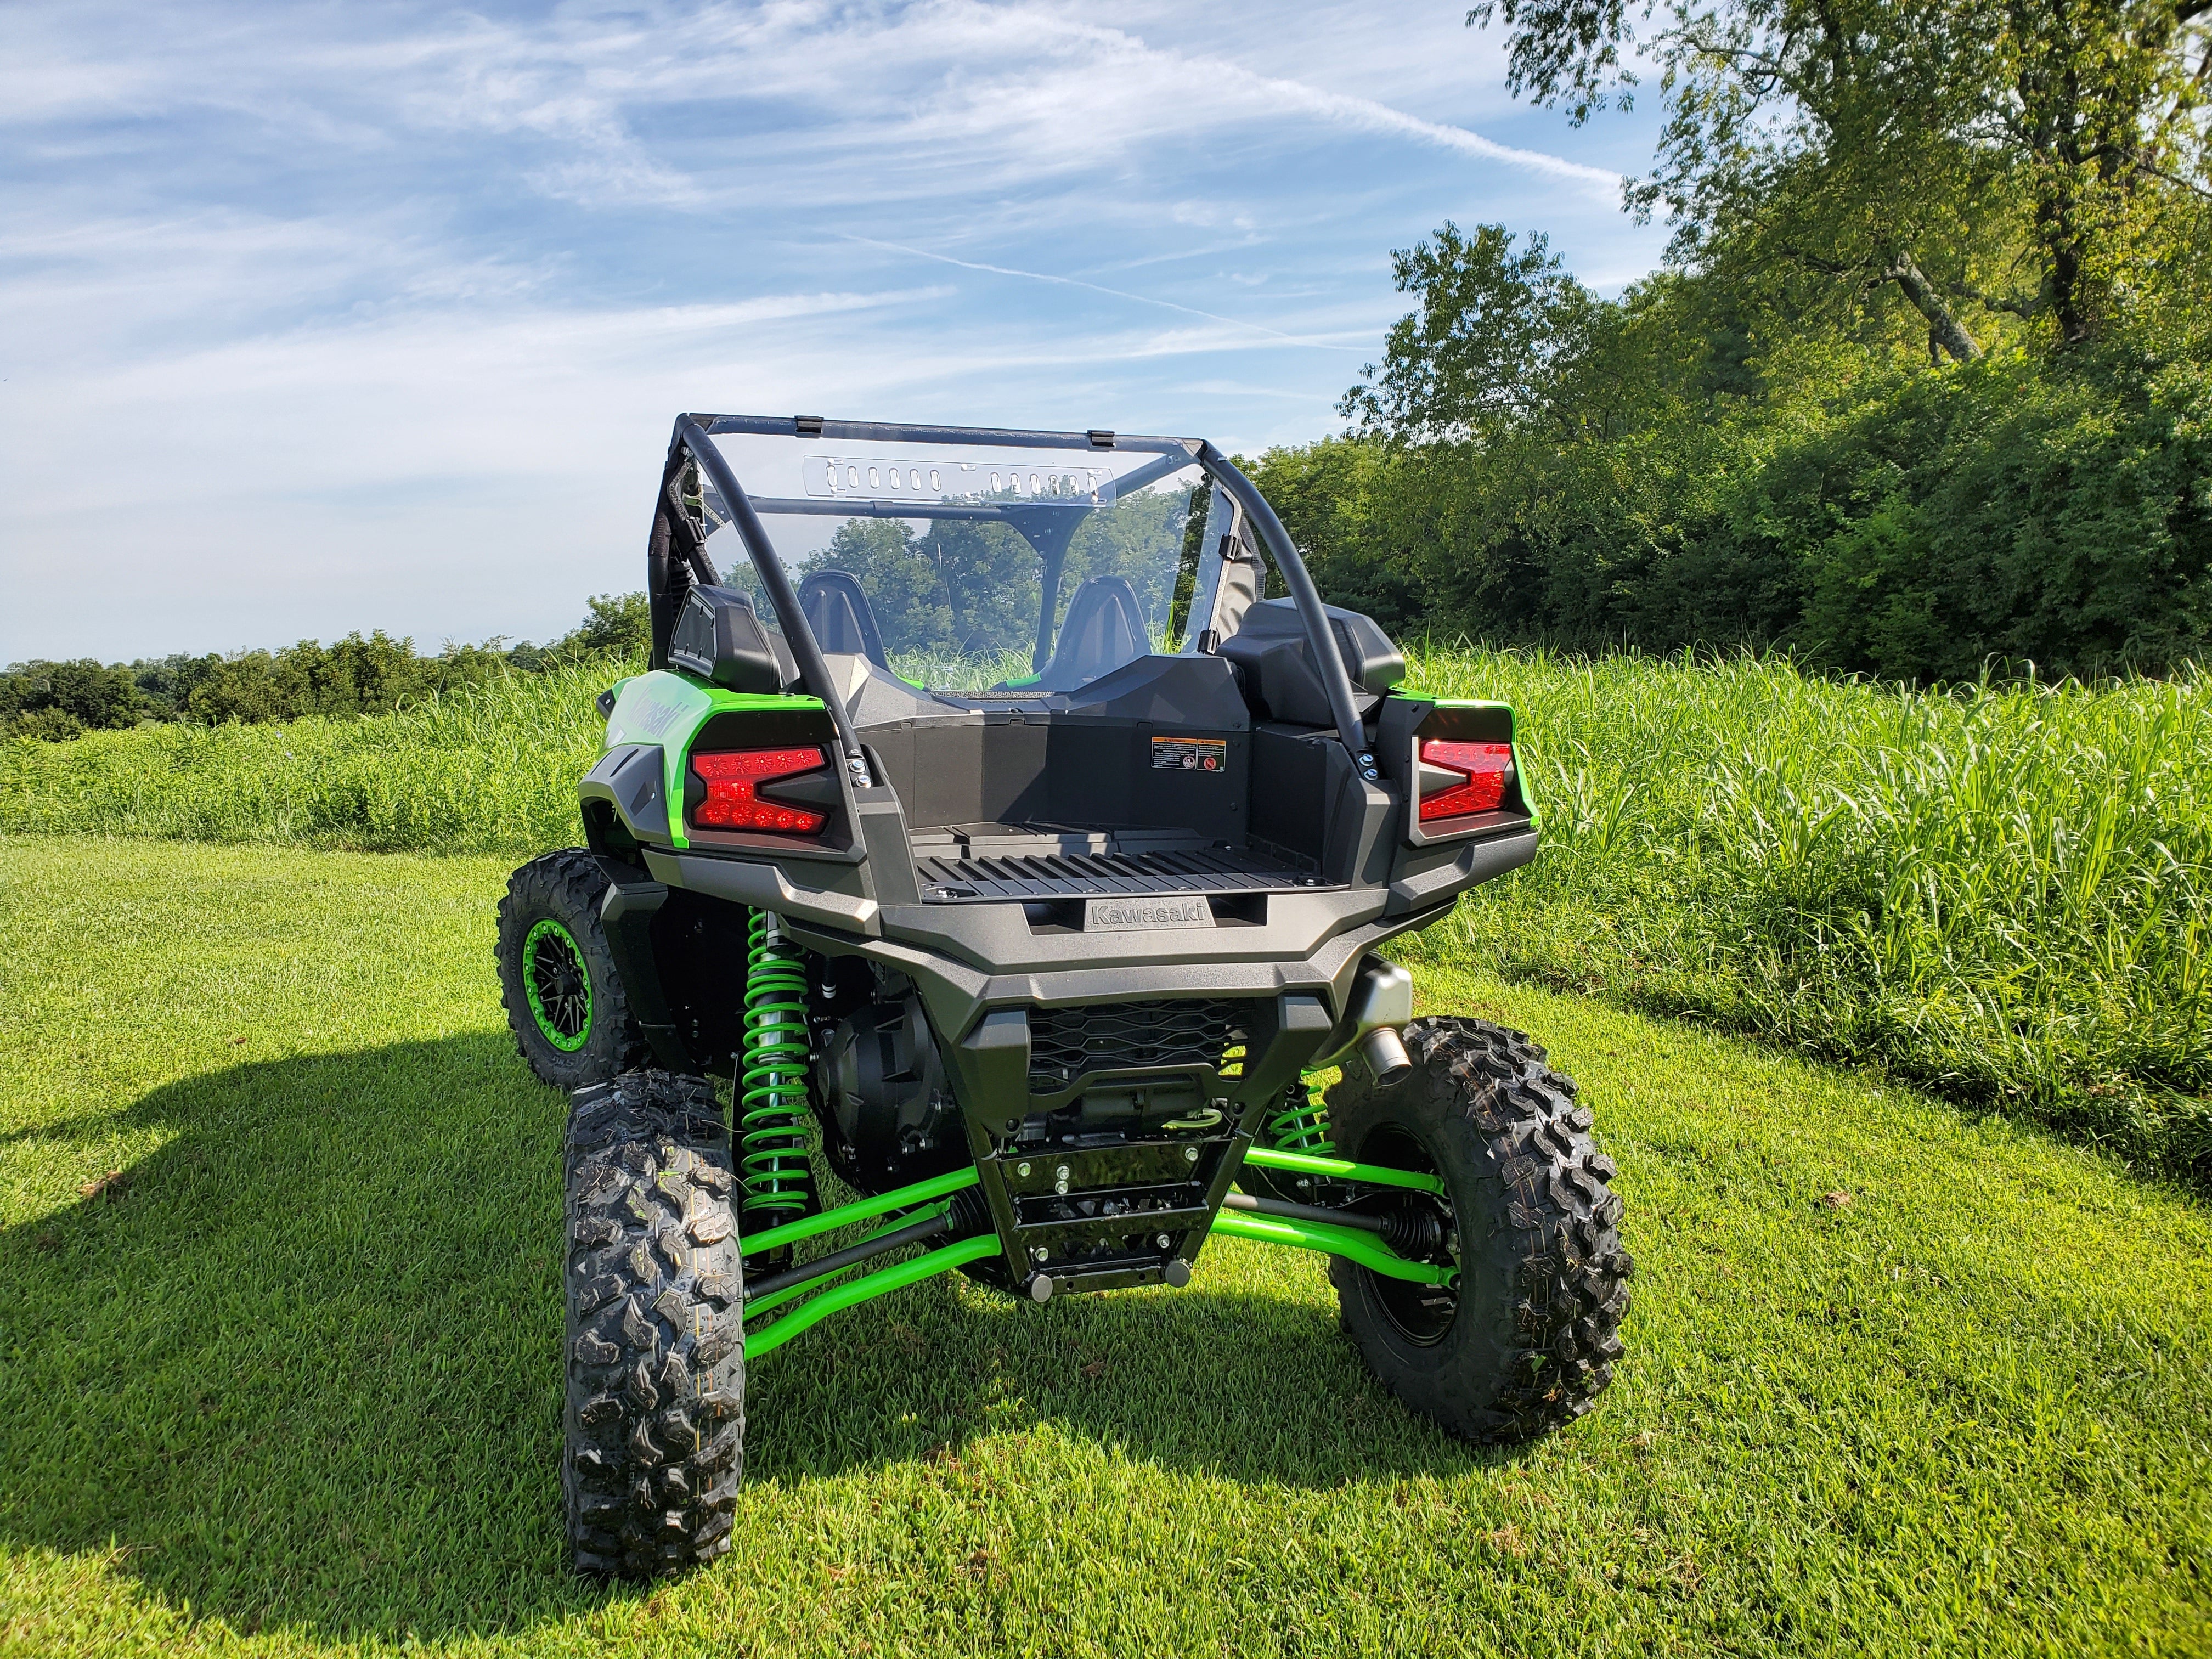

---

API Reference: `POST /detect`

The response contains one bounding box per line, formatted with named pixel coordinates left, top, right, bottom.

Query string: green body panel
left=1414, top=695, right=1511, bottom=715
left=602, top=669, right=828, bottom=849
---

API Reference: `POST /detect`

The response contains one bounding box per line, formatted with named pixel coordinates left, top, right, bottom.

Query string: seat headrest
left=1037, top=575, right=1148, bottom=691
left=797, top=570, right=888, bottom=667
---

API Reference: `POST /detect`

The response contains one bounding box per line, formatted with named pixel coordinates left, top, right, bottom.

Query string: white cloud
left=1, top=1, right=1618, bottom=204
left=0, top=0, right=1666, bottom=659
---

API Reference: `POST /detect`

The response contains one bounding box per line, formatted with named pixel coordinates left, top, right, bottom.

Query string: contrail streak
left=844, top=236, right=1365, bottom=351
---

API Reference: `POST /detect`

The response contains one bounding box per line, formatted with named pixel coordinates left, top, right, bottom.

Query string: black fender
left=580, top=744, right=673, bottom=857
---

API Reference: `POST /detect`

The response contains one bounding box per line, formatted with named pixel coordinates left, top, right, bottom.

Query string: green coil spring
left=1265, top=1077, right=1334, bottom=1156
left=738, top=910, right=817, bottom=1219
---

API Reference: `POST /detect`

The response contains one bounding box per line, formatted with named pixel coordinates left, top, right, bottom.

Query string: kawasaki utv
left=495, top=413, right=1630, bottom=1577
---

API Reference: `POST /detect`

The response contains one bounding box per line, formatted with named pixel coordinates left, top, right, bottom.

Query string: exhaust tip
left=1359, top=1026, right=1413, bottom=1087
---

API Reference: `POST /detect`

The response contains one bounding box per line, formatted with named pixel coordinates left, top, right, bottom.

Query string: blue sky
left=1, top=1, right=1667, bottom=662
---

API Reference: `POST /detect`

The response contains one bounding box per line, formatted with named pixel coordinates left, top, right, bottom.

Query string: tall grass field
left=3, top=647, right=2206, bottom=1174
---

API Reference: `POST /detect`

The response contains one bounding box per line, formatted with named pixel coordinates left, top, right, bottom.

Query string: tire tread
left=562, top=1069, right=744, bottom=1578
left=1328, top=1016, right=1632, bottom=1443
left=496, top=849, right=650, bottom=1088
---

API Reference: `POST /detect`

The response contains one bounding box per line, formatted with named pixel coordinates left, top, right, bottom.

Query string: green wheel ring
left=522, top=917, right=593, bottom=1053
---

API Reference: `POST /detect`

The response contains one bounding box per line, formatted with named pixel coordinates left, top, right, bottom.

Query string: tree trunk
left=1886, top=252, right=1983, bottom=363
left=2044, top=227, right=2091, bottom=344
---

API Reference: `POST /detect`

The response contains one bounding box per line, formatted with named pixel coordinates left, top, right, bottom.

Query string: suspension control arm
left=742, top=1210, right=952, bottom=1304
left=1221, top=1190, right=1387, bottom=1235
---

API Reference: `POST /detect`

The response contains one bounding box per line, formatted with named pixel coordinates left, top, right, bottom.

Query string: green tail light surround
left=601, top=669, right=828, bottom=849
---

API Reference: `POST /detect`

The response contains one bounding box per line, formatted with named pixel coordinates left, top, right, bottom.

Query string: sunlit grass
left=884, top=645, right=1037, bottom=691
left=1, top=838, right=2205, bottom=1656
left=0, top=657, right=617, bottom=854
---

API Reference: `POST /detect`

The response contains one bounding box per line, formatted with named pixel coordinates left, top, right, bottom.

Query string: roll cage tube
left=1197, top=442, right=1370, bottom=759
left=646, top=447, right=722, bottom=674
left=671, top=414, right=872, bottom=779
left=659, top=414, right=1372, bottom=768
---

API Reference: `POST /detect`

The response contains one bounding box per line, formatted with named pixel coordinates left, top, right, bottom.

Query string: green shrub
left=1773, top=353, right=2212, bottom=680
left=1265, top=233, right=2212, bottom=684
left=2, top=595, right=657, bottom=740
left=4, top=707, right=87, bottom=742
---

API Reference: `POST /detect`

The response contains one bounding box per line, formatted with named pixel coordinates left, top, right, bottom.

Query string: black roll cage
left=651, top=413, right=1372, bottom=775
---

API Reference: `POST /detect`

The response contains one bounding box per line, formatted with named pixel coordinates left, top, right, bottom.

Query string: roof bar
left=695, top=412, right=1194, bottom=455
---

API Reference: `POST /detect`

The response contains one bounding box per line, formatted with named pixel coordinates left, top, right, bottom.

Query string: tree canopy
left=1242, top=3, right=2212, bottom=683
left=1469, top=0, right=2212, bottom=351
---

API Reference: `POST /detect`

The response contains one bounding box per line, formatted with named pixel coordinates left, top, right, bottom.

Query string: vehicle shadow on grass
left=0, top=1038, right=1496, bottom=1644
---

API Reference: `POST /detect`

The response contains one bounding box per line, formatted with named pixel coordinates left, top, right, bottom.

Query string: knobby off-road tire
left=1327, top=1017, right=1632, bottom=1443
left=498, top=849, right=648, bottom=1090
left=563, top=1070, right=746, bottom=1578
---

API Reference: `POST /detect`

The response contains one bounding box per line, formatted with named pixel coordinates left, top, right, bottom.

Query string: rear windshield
left=700, top=430, right=1214, bottom=693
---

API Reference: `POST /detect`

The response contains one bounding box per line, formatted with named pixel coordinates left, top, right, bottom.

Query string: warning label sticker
left=1150, top=736, right=1228, bottom=774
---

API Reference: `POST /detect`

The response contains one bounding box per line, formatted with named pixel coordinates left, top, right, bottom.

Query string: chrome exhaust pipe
left=1358, top=1024, right=1413, bottom=1086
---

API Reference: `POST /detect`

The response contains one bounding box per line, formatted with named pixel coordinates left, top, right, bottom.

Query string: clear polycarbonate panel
left=699, top=429, right=1209, bottom=693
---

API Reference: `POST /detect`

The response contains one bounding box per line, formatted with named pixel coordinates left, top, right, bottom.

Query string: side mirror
left=667, top=585, right=789, bottom=695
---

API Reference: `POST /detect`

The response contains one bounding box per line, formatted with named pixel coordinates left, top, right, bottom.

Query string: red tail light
left=1417, top=740, right=1514, bottom=820
left=691, top=746, right=829, bottom=833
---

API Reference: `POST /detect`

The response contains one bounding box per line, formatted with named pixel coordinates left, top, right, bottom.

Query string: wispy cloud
left=0, top=0, right=1663, bottom=658
left=2, top=1, right=1620, bottom=206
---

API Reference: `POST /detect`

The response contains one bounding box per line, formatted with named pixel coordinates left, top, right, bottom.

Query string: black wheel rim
left=523, top=917, right=592, bottom=1052
left=1356, top=1122, right=1460, bottom=1346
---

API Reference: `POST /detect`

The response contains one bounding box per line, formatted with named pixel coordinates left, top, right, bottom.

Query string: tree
left=1997, top=1, right=2212, bottom=342
left=180, top=631, right=436, bottom=724
left=565, top=591, right=652, bottom=658
left=0, top=658, right=145, bottom=736
left=1468, top=0, right=2212, bottom=349
left=800, top=517, right=1030, bottom=658
left=1340, top=223, right=1600, bottom=441
left=1057, top=487, right=1195, bottom=641
left=797, top=488, right=1197, bottom=664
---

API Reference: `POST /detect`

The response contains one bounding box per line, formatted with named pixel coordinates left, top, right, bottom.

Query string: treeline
left=20, top=3, right=2210, bottom=715
left=2, top=593, right=650, bottom=741
left=1256, top=0, right=2212, bottom=684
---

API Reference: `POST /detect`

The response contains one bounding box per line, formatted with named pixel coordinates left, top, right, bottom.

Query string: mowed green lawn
left=0, top=838, right=2205, bottom=1657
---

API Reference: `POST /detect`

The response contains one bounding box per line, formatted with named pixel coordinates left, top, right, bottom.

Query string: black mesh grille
left=1027, top=1000, right=1248, bottom=1088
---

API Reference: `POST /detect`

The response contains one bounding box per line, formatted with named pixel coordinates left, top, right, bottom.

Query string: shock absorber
left=738, top=910, right=817, bottom=1221
left=1265, top=1076, right=1334, bottom=1156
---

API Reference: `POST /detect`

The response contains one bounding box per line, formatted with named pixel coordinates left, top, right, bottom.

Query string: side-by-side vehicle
left=494, top=413, right=1632, bottom=1577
